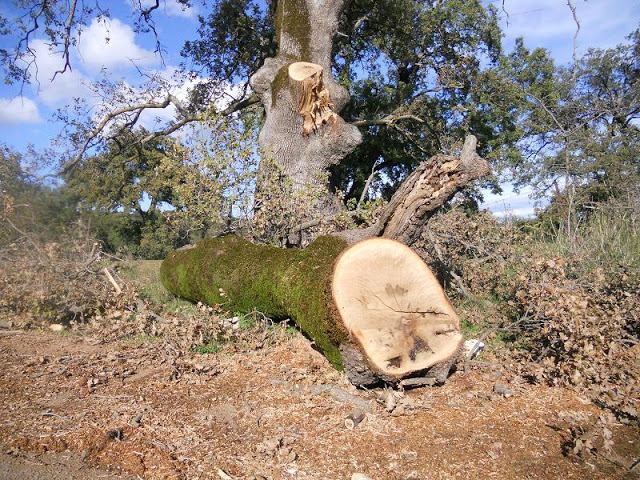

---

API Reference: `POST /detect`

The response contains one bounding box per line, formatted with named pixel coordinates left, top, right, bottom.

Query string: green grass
left=460, top=318, right=481, bottom=337
left=119, top=259, right=200, bottom=314
left=533, top=202, right=640, bottom=277
left=192, top=338, right=223, bottom=354
left=119, top=260, right=167, bottom=302
left=122, top=334, right=162, bottom=346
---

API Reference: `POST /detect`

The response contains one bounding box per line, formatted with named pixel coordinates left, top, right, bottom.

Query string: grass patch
left=192, top=338, right=223, bottom=354
left=122, top=334, right=162, bottom=346
left=118, top=260, right=171, bottom=307
left=460, top=318, right=481, bottom=337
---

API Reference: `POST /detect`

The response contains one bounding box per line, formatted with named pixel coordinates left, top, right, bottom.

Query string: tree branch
left=61, top=93, right=260, bottom=175
left=566, top=0, right=580, bottom=63
left=351, top=114, right=424, bottom=127
left=357, top=158, right=381, bottom=209
left=51, top=0, right=78, bottom=81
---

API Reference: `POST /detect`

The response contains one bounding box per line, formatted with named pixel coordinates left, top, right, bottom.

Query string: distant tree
left=63, top=115, right=259, bottom=256
left=0, top=145, right=76, bottom=245
left=473, top=31, right=640, bottom=231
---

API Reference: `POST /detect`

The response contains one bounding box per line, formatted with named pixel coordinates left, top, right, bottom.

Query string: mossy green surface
left=275, top=0, right=311, bottom=60
left=271, top=64, right=291, bottom=108
left=160, top=235, right=349, bottom=369
left=271, top=0, right=313, bottom=107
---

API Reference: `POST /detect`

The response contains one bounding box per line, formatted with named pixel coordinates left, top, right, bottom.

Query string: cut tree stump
left=288, top=61, right=337, bottom=135
left=161, top=235, right=462, bottom=386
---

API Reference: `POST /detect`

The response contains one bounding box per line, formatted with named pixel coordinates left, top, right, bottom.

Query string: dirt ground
left=0, top=329, right=637, bottom=480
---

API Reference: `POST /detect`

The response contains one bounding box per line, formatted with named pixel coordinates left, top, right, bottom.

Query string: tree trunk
left=161, top=235, right=462, bottom=386
left=250, top=0, right=361, bottom=220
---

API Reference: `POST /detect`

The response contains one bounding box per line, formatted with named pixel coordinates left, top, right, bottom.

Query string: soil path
left=0, top=330, right=636, bottom=479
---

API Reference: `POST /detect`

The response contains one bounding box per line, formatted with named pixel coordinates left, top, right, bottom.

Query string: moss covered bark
left=274, top=0, right=311, bottom=60
left=160, top=235, right=349, bottom=368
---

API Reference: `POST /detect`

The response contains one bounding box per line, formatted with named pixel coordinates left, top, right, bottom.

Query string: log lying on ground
left=161, top=235, right=463, bottom=385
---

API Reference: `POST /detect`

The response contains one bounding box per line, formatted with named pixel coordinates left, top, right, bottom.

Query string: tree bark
left=250, top=0, right=361, bottom=213
left=161, top=235, right=463, bottom=386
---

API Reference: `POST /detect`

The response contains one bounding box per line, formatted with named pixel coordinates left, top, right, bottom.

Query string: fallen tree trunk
left=161, top=235, right=463, bottom=386
left=161, top=135, right=489, bottom=386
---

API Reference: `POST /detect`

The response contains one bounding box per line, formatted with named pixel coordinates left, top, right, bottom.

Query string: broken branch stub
left=288, top=62, right=337, bottom=135
left=336, top=135, right=491, bottom=246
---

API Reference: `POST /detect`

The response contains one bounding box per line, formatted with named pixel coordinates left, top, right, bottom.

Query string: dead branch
left=566, top=0, right=580, bottom=63
left=51, top=0, right=78, bottom=81
left=102, top=267, right=122, bottom=295
left=357, top=159, right=381, bottom=209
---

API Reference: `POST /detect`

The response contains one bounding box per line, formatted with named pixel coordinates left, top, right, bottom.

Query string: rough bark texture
left=336, top=135, right=490, bottom=245
left=250, top=0, right=361, bottom=192
left=161, top=235, right=463, bottom=386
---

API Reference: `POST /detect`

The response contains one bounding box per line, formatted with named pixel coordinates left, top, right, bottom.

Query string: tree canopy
left=0, top=0, right=638, bottom=248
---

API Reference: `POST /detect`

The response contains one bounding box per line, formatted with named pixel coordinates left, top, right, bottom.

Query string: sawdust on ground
left=0, top=330, right=637, bottom=480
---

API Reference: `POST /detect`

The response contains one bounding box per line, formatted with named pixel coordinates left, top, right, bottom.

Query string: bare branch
left=566, top=0, right=580, bottom=63
left=357, top=158, right=381, bottom=209
left=61, top=93, right=260, bottom=174
left=51, top=0, right=78, bottom=81
left=351, top=114, right=424, bottom=127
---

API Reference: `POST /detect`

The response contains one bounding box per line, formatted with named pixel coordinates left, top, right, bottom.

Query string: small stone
left=384, top=391, right=396, bottom=413
left=49, top=324, right=65, bottom=332
left=129, top=414, right=143, bottom=427
left=257, top=436, right=282, bottom=456
left=107, top=428, right=123, bottom=441
left=493, top=383, right=513, bottom=398
left=351, top=474, right=373, bottom=480
left=464, top=339, right=485, bottom=359
left=401, top=450, right=418, bottom=462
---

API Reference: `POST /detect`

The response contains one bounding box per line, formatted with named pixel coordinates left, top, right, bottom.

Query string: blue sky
left=0, top=0, right=638, bottom=216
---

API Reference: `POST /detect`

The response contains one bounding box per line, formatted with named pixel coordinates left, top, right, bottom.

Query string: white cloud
left=487, top=0, right=639, bottom=63
left=0, top=97, right=42, bottom=124
left=163, top=0, right=198, bottom=18
left=77, top=17, right=159, bottom=70
left=480, top=184, right=545, bottom=219
left=23, top=39, right=91, bottom=107
left=131, top=0, right=198, bottom=19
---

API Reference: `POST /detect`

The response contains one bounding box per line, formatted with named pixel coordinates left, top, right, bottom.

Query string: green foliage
left=331, top=0, right=503, bottom=199
left=63, top=112, right=260, bottom=258
left=181, top=0, right=275, bottom=108
left=481, top=31, right=640, bottom=230
left=0, top=146, right=78, bottom=246
left=192, top=339, right=224, bottom=354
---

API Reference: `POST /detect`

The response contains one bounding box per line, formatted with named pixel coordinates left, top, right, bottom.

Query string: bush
left=417, top=204, right=639, bottom=423
left=0, top=221, right=120, bottom=325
